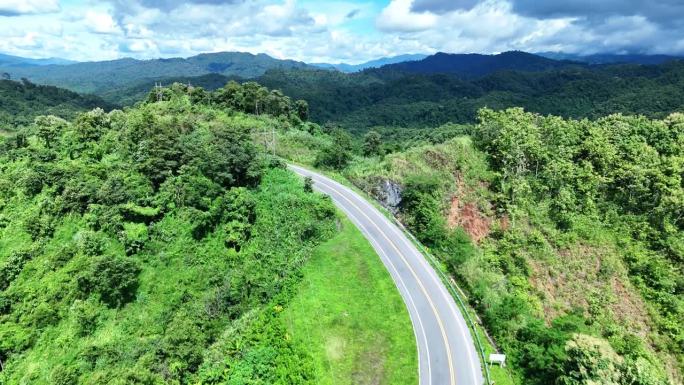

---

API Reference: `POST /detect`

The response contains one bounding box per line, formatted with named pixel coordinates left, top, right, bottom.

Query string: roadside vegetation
left=276, top=107, right=684, bottom=385
left=3, top=70, right=683, bottom=385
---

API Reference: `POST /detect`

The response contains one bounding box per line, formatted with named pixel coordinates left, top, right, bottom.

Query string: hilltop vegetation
left=0, top=79, right=113, bottom=130
left=0, top=82, right=416, bottom=384
left=277, top=107, right=684, bottom=385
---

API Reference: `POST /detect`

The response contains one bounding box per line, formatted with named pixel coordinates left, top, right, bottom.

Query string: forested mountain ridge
left=97, top=73, right=238, bottom=106
left=378, top=51, right=582, bottom=78
left=0, top=51, right=313, bottom=94
left=0, top=79, right=114, bottom=129
left=254, top=59, right=684, bottom=131
left=538, top=52, right=684, bottom=65
left=0, top=53, right=75, bottom=67
left=311, top=54, right=428, bottom=73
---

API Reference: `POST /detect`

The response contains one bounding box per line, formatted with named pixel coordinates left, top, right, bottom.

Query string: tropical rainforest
left=0, top=50, right=683, bottom=385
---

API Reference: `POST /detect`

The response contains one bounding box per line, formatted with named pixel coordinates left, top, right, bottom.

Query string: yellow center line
left=309, top=173, right=457, bottom=385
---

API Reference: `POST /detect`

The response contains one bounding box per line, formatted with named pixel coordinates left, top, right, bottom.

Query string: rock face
left=372, top=179, right=403, bottom=214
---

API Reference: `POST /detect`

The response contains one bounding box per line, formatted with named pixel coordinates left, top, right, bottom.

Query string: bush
left=78, top=255, right=141, bottom=308
left=121, top=222, right=148, bottom=255
left=0, top=249, right=35, bottom=290
left=314, top=129, right=353, bottom=170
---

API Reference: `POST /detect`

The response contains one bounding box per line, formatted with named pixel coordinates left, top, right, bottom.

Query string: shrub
left=78, top=255, right=141, bottom=308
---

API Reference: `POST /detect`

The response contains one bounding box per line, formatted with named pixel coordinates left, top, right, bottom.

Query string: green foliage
left=34, top=115, right=68, bottom=148
left=0, top=79, right=114, bottom=130
left=400, top=174, right=445, bottom=244
left=77, top=255, right=141, bottom=308
left=255, top=62, right=684, bottom=131
left=0, top=82, right=345, bottom=384
left=362, top=130, right=382, bottom=156
left=335, top=109, right=682, bottom=384
left=314, top=129, right=353, bottom=170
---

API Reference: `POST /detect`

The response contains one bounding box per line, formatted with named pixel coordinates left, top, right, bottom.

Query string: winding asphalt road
left=290, top=164, right=484, bottom=385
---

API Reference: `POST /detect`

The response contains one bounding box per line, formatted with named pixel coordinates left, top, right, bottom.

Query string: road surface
left=290, top=164, right=484, bottom=385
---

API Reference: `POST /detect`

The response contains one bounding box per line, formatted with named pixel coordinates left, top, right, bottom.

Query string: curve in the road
left=290, top=165, right=484, bottom=385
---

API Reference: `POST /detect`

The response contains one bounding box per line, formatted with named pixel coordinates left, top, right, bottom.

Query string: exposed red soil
left=446, top=175, right=491, bottom=243
left=446, top=196, right=491, bottom=243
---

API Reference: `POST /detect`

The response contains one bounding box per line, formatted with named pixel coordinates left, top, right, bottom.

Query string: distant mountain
left=376, top=51, right=582, bottom=78
left=0, top=51, right=312, bottom=94
left=0, top=53, right=76, bottom=68
left=538, top=52, right=684, bottom=65
left=312, top=54, right=428, bottom=73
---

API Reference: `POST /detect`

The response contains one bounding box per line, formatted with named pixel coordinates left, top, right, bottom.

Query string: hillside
left=538, top=52, right=684, bottom=65
left=97, top=73, right=234, bottom=106
left=0, top=82, right=417, bottom=385
left=0, top=79, right=113, bottom=129
left=0, top=52, right=312, bottom=94
left=274, top=108, right=684, bottom=385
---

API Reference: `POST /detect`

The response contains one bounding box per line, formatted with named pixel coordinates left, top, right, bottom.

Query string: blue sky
left=1, top=0, right=683, bottom=63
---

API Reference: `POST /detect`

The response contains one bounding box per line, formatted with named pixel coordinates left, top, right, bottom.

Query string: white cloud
left=376, top=0, right=437, bottom=32
left=84, top=10, right=121, bottom=34
left=0, top=0, right=59, bottom=16
left=0, top=0, right=683, bottom=64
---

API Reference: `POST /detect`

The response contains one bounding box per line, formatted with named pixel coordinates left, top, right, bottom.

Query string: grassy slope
left=283, top=216, right=417, bottom=385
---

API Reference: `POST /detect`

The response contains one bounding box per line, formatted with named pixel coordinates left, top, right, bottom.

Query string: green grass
left=283, top=215, right=418, bottom=385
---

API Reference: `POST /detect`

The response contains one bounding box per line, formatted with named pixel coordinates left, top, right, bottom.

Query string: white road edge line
left=328, top=173, right=482, bottom=381
left=292, top=166, right=432, bottom=383
left=292, top=165, right=458, bottom=385
left=323, top=187, right=432, bottom=385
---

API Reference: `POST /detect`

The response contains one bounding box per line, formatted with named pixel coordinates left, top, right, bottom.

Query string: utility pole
left=272, top=125, right=276, bottom=156
left=254, top=126, right=276, bottom=156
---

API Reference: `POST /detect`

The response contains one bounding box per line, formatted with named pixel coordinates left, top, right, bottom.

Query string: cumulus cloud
left=377, top=0, right=438, bottom=32
left=510, top=0, right=684, bottom=25
left=0, top=0, right=60, bottom=16
left=84, top=10, right=122, bottom=35
left=378, top=0, right=684, bottom=56
left=410, top=0, right=684, bottom=28
left=2, top=0, right=684, bottom=63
